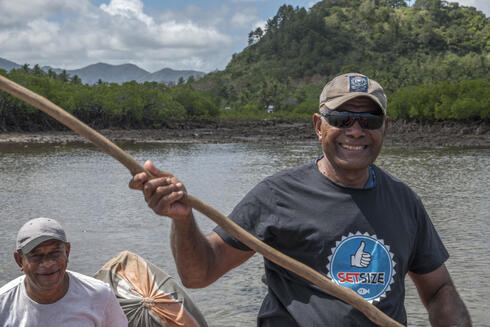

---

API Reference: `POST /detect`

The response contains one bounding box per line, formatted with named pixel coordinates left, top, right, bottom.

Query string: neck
left=24, top=273, right=70, bottom=304
left=318, top=156, right=369, bottom=188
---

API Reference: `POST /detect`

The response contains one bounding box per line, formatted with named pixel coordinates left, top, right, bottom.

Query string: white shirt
left=0, top=270, right=128, bottom=327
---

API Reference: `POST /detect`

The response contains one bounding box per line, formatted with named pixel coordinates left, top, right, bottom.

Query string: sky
left=0, top=0, right=488, bottom=73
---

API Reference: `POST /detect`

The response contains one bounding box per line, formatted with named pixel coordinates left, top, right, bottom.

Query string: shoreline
left=0, top=119, right=489, bottom=148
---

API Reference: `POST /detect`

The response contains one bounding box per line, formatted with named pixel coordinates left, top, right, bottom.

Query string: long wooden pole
left=0, top=74, right=403, bottom=327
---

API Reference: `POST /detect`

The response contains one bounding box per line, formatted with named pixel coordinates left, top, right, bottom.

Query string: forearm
left=170, top=213, right=216, bottom=288
left=427, top=283, right=471, bottom=327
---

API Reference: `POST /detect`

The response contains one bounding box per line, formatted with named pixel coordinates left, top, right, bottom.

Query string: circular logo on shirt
left=326, top=232, right=396, bottom=303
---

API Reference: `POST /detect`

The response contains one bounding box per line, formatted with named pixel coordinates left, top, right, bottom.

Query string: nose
left=38, top=257, right=58, bottom=268
left=345, top=120, right=366, bottom=138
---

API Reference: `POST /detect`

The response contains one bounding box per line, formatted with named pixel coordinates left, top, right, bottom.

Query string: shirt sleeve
left=102, top=289, right=128, bottom=327
left=214, top=179, right=277, bottom=251
left=408, top=196, right=449, bottom=274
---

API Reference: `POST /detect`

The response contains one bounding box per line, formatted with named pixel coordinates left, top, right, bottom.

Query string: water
left=0, top=141, right=488, bottom=326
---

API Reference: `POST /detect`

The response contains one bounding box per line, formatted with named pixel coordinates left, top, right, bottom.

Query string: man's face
left=314, top=97, right=388, bottom=174
left=14, top=239, right=70, bottom=294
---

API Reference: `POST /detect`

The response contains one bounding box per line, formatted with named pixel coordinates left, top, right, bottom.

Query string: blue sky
left=0, top=0, right=487, bottom=73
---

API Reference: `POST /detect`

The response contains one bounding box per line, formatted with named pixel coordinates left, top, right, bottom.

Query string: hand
left=130, top=160, right=192, bottom=221
left=351, top=241, right=371, bottom=268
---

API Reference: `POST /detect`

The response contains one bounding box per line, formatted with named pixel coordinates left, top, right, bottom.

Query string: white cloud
left=100, top=0, right=153, bottom=26
left=455, top=0, right=489, bottom=15
left=0, top=0, right=486, bottom=73
left=0, top=0, right=91, bottom=25
left=0, top=0, right=233, bottom=72
left=252, top=20, right=267, bottom=31
left=229, top=0, right=266, bottom=3
left=231, top=8, right=260, bottom=28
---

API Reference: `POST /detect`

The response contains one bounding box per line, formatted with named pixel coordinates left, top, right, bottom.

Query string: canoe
left=94, top=251, right=208, bottom=327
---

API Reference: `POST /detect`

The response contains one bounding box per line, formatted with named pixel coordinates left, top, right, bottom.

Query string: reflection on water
left=1, top=142, right=488, bottom=326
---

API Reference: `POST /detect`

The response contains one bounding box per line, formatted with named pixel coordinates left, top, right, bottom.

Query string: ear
left=14, top=252, right=24, bottom=271
left=65, top=242, right=71, bottom=260
left=383, top=117, right=389, bottom=136
left=313, top=113, right=323, bottom=140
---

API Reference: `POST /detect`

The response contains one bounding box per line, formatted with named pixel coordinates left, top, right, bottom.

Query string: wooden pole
left=0, top=74, right=403, bottom=327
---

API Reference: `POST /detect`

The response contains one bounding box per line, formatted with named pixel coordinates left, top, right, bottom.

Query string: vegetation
left=0, top=0, right=488, bottom=131
left=196, top=0, right=488, bottom=118
left=389, top=79, right=489, bottom=119
left=0, top=66, right=219, bottom=131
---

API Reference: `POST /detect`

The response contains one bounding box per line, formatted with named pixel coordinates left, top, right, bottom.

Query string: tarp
left=94, top=251, right=208, bottom=327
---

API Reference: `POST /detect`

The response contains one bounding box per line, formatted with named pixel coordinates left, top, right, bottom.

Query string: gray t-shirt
left=215, top=160, right=449, bottom=326
left=0, top=270, right=128, bottom=327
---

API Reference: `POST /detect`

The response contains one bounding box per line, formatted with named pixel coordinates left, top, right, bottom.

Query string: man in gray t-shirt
left=131, top=73, right=471, bottom=326
left=214, top=161, right=449, bottom=326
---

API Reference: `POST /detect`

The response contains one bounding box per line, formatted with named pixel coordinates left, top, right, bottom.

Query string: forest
left=0, top=0, right=488, bottom=131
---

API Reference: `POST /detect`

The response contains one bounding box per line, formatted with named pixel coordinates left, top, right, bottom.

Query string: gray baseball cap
left=319, top=73, right=387, bottom=114
left=16, top=218, right=67, bottom=254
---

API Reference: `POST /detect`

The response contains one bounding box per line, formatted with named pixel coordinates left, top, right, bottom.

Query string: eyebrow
left=29, top=243, right=64, bottom=255
left=336, top=106, right=383, bottom=114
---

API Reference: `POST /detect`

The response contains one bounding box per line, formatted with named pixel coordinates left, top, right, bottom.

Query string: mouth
left=37, top=269, right=60, bottom=279
left=340, top=143, right=367, bottom=151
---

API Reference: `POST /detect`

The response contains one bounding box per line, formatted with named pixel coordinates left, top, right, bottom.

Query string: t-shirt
left=0, top=270, right=128, bottom=327
left=214, top=160, right=449, bottom=326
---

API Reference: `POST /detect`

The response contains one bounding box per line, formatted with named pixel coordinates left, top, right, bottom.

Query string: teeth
left=342, top=144, right=364, bottom=151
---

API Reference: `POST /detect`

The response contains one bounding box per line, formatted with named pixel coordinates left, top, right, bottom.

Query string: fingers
left=144, top=160, right=173, bottom=178
left=128, top=160, right=189, bottom=217
left=148, top=184, right=185, bottom=214
left=129, top=172, right=149, bottom=190
left=146, top=179, right=186, bottom=216
left=129, top=160, right=173, bottom=190
left=143, top=176, right=181, bottom=199
left=144, top=178, right=171, bottom=203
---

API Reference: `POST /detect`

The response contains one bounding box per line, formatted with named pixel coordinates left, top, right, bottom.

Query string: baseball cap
left=16, top=218, right=67, bottom=254
left=319, top=73, right=387, bottom=114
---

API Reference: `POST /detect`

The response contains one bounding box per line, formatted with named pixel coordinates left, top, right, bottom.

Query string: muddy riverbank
left=0, top=119, right=488, bottom=147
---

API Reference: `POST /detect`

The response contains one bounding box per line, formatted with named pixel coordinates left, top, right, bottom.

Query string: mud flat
left=0, top=119, right=488, bottom=148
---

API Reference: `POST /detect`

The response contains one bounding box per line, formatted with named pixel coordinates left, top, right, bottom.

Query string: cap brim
left=323, top=93, right=386, bottom=114
left=20, top=235, right=65, bottom=254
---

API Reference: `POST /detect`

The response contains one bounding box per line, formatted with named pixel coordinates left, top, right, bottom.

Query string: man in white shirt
left=0, top=217, right=128, bottom=327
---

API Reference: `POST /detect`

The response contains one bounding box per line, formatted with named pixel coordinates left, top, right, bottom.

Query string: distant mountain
left=0, top=58, right=205, bottom=84
left=138, top=68, right=205, bottom=84
left=41, top=63, right=150, bottom=85
left=0, top=58, right=21, bottom=71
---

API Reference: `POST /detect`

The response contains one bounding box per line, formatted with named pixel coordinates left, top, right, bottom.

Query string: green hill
left=195, top=0, right=489, bottom=119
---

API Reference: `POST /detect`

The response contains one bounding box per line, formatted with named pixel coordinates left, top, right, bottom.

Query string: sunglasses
left=320, top=110, right=385, bottom=130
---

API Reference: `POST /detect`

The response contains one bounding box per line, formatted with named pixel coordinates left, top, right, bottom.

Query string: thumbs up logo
left=327, top=232, right=396, bottom=303
left=351, top=241, right=372, bottom=268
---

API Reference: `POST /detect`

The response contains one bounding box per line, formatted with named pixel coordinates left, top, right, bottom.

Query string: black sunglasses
left=320, top=110, right=385, bottom=130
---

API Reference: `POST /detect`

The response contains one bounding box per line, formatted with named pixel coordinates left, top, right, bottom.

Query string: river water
left=0, top=141, right=488, bottom=326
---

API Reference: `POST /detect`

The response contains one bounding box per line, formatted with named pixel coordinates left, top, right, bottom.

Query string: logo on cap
left=349, top=76, right=369, bottom=93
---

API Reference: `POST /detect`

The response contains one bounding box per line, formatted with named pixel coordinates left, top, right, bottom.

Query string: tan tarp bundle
left=94, top=251, right=208, bottom=327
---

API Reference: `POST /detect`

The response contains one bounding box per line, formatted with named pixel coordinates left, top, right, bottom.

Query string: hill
left=195, top=0, right=489, bottom=116
left=0, top=58, right=21, bottom=71
left=43, top=63, right=150, bottom=85
left=0, top=58, right=205, bottom=85
left=138, top=68, right=205, bottom=84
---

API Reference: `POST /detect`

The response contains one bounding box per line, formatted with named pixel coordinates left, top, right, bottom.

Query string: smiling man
left=0, top=217, right=128, bottom=326
left=130, top=73, right=471, bottom=326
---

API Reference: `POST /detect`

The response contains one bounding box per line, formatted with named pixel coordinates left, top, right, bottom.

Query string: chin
left=337, top=160, right=373, bottom=171
left=37, top=270, right=64, bottom=286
